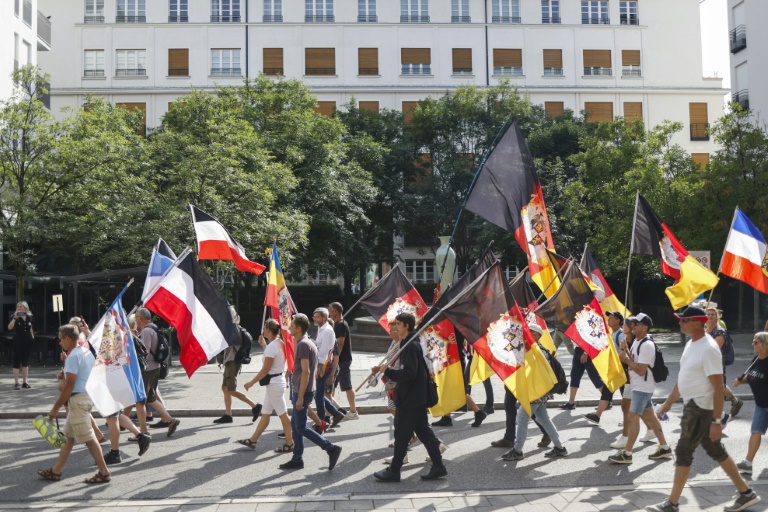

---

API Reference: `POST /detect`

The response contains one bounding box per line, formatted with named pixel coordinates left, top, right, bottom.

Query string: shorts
left=675, top=399, right=728, bottom=467
left=628, top=390, right=654, bottom=415
left=622, top=382, right=633, bottom=400
left=63, top=393, right=96, bottom=444
left=752, top=405, right=768, bottom=435
left=262, top=380, right=288, bottom=416
left=337, top=360, right=353, bottom=392
left=223, top=361, right=241, bottom=391
left=142, top=368, right=161, bottom=403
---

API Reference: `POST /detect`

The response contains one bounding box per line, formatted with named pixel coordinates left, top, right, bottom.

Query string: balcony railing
left=730, top=25, right=746, bottom=53
left=401, top=15, right=430, bottom=23
left=357, top=14, right=377, bottom=22
left=211, top=67, right=241, bottom=76
left=84, top=69, right=105, bottom=77
left=23, top=0, right=32, bottom=26
left=451, top=16, right=471, bottom=23
left=453, top=69, right=473, bottom=75
left=733, top=90, right=749, bottom=109
left=622, top=66, right=641, bottom=77
left=116, top=15, right=146, bottom=23
left=168, top=68, right=189, bottom=76
left=542, top=16, right=561, bottom=24
left=358, top=67, right=379, bottom=76
left=494, top=67, right=523, bottom=76
left=305, top=15, right=335, bottom=22
left=544, top=67, right=564, bottom=76
left=582, top=16, right=610, bottom=24
left=84, top=15, right=105, bottom=23
left=263, top=67, right=283, bottom=75
left=401, top=65, right=431, bottom=75
left=115, top=68, right=147, bottom=77
left=169, top=15, right=188, bottom=22
left=37, top=10, right=51, bottom=48
left=305, top=68, right=335, bottom=75
left=620, top=15, right=639, bottom=25
left=210, top=15, right=241, bottom=22
left=584, top=67, right=613, bottom=76
left=492, top=15, right=521, bottom=24
left=690, top=123, right=710, bottom=141
left=263, top=14, right=283, bottom=22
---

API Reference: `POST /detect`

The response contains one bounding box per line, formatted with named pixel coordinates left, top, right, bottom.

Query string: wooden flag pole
left=508, top=266, right=529, bottom=287
left=354, top=343, right=401, bottom=393
left=623, top=191, right=640, bottom=320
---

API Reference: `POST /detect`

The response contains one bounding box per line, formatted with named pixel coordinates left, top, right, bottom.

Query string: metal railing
left=730, top=25, right=746, bottom=53
left=168, top=68, right=189, bottom=76
left=584, top=67, right=612, bottom=76
left=305, top=15, right=335, bottom=22
left=305, top=67, right=335, bottom=75
left=620, top=15, right=639, bottom=25
left=23, top=0, right=32, bottom=26
left=263, top=67, right=283, bottom=75
left=401, top=65, right=431, bottom=75
left=357, top=14, right=377, bottom=22
left=263, top=15, right=283, bottom=22
left=116, top=15, right=146, bottom=23
left=492, top=15, right=521, bottom=23
left=169, top=15, right=188, bottom=22
left=494, top=67, right=523, bottom=76
left=622, top=67, right=641, bottom=77
left=210, top=15, right=241, bottom=22
left=211, top=68, right=241, bottom=76
left=400, top=15, right=430, bottom=23
left=84, top=15, right=105, bottom=23
left=84, top=69, right=105, bottom=77
left=690, top=123, right=710, bottom=141
left=542, top=16, right=561, bottom=24
left=582, top=16, right=610, bottom=24
left=453, top=69, right=473, bottom=75
left=451, top=16, right=471, bottom=23
left=733, top=90, right=749, bottom=109
left=37, top=11, right=51, bottom=47
left=358, top=67, right=378, bottom=75
left=115, top=68, right=147, bottom=77
left=544, top=67, right=564, bottom=76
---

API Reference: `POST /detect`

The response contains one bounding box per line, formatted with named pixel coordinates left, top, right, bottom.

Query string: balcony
left=584, top=67, right=613, bottom=76
left=116, top=15, right=146, bottom=23
left=305, top=15, right=335, bottom=22
left=115, top=68, right=147, bottom=77
left=620, top=15, right=639, bottom=25
left=358, top=67, right=379, bottom=76
left=37, top=10, right=51, bottom=50
left=451, top=16, right=471, bottom=23
left=622, top=66, right=641, bottom=77
left=357, top=14, right=377, bottom=22
left=582, top=17, right=610, bottom=24
left=169, top=15, right=188, bottom=22
left=401, top=15, right=430, bottom=23
left=544, top=67, right=564, bottom=76
left=83, top=69, right=105, bottom=77
left=401, top=65, right=431, bottom=75
left=494, top=67, right=523, bottom=76
left=690, top=123, right=710, bottom=141
left=730, top=25, right=746, bottom=53
left=168, top=68, right=189, bottom=76
left=492, top=16, right=521, bottom=24
left=84, top=15, right=105, bottom=23
left=23, top=0, right=32, bottom=26
left=263, top=15, right=283, bottom=22
left=733, top=90, right=749, bottom=109
left=211, top=68, right=241, bottom=76
left=542, top=16, right=561, bottom=24
left=210, top=15, right=240, bottom=22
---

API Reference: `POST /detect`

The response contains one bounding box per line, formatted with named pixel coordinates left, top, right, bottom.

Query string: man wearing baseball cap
left=648, top=307, right=760, bottom=512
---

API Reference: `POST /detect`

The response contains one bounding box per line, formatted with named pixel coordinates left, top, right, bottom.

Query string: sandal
left=274, top=443, right=294, bottom=453
left=84, top=471, right=111, bottom=484
left=237, top=439, right=257, bottom=450
left=38, top=468, right=61, bottom=481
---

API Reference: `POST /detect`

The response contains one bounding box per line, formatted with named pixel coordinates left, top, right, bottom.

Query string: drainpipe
left=484, top=0, right=489, bottom=86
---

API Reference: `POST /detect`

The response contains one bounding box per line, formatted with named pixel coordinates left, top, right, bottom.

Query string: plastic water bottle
left=653, top=401, right=669, bottom=421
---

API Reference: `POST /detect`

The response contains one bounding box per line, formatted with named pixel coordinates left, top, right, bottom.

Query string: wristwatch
left=712, top=418, right=723, bottom=425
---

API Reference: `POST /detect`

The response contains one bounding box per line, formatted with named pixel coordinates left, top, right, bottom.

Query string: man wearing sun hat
left=648, top=307, right=760, bottom=512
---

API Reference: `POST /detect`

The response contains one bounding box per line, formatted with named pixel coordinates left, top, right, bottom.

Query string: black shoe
left=251, top=404, right=262, bottom=422
left=279, top=459, right=304, bottom=470
left=432, top=416, right=453, bottom=427
left=328, top=445, right=342, bottom=470
left=104, top=450, right=121, bottom=465
left=213, top=414, right=233, bottom=424
left=145, top=415, right=155, bottom=423
left=483, top=405, right=495, bottom=415
left=471, top=410, right=487, bottom=427
left=583, top=413, right=600, bottom=425
left=167, top=419, right=180, bottom=437
left=150, top=420, right=172, bottom=429
left=330, top=413, right=345, bottom=429
left=420, top=465, right=448, bottom=480
left=559, top=402, right=576, bottom=410
left=277, top=432, right=286, bottom=439
left=374, top=467, right=401, bottom=482
left=137, top=432, right=151, bottom=456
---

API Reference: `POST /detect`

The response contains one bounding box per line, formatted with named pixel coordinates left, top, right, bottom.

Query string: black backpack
left=723, top=331, right=735, bottom=366
left=133, top=335, right=148, bottom=372
left=147, top=325, right=170, bottom=363
left=234, top=327, right=253, bottom=365
left=539, top=342, right=568, bottom=394
left=637, top=337, right=669, bottom=383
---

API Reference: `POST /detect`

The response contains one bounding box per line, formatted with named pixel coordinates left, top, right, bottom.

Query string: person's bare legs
left=346, top=389, right=357, bottom=413
left=641, top=408, right=667, bottom=446
left=745, top=433, right=762, bottom=462
left=278, top=413, right=293, bottom=445
left=248, top=414, right=271, bottom=443
left=21, top=366, right=29, bottom=385
left=90, top=415, right=105, bottom=442
left=85, top=439, right=109, bottom=477
left=51, top=437, right=75, bottom=474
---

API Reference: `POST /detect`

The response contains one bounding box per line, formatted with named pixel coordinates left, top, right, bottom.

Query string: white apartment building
left=0, top=0, right=52, bottom=102
left=728, top=0, right=767, bottom=123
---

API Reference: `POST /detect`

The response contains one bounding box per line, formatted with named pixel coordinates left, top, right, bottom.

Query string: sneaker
left=583, top=413, right=600, bottom=425
left=137, top=432, right=151, bottom=456
left=544, top=446, right=568, bottom=458
left=501, top=449, right=524, bottom=461
left=13, top=383, right=20, bottom=390
left=145, top=415, right=155, bottom=423
left=384, top=454, right=408, bottom=464
left=330, top=413, right=345, bottom=429
left=724, top=491, right=761, bottom=512
left=610, top=436, right=628, bottom=449
left=344, top=410, right=359, bottom=421
left=213, top=414, right=233, bottom=424
left=722, top=413, right=731, bottom=428
left=167, top=418, right=180, bottom=437
left=22, top=382, right=31, bottom=389
left=645, top=498, right=679, bottom=512
left=104, top=450, right=122, bottom=465
left=731, top=397, right=744, bottom=418
left=558, top=402, right=575, bottom=410
left=471, top=410, right=487, bottom=427
left=648, top=446, right=673, bottom=460
left=150, top=420, right=172, bottom=429
left=538, top=435, right=552, bottom=448
left=278, top=459, right=304, bottom=470
left=608, top=450, right=633, bottom=464
left=640, top=429, right=657, bottom=443
left=737, top=460, right=753, bottom=475
left=327, top=445, right=342, bottom=470
left=432, top=416, right=453, bottom=427
left=483, top=405, right=495, bottom=415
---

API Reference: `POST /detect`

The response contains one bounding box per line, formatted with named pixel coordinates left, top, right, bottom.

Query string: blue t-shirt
left=64, top=346, right=95, bottom=393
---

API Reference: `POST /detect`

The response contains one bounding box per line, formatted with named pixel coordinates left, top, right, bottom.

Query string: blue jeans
left=514, top=402, right=562, bottom=452
left=629, top=390, right=654, bottom=415
left=291, top=392, right=333, bottom=462
left=315, top=374, right=341, bottom=420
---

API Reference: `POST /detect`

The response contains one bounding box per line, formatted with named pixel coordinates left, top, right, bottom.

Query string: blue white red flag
left=142, top=238, right=177, bottom=300
left=719, top=209, right=768, bottom=294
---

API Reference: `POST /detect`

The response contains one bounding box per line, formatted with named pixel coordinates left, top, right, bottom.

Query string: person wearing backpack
left=609, top=312, right=671, bottom=464
left=213, top=306, right=261, bottom=425
left=705, top=303, right=743, bottom=419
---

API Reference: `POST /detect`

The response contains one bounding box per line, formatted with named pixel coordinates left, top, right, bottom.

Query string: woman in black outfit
left=8, top=301, right=34, bottom=390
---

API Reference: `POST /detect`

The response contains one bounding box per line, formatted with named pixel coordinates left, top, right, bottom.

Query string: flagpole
left=342, top=265, right=398, bottom=321
left=508, top=266, right=529, bottom=287
left=624, top=191, right=640, bottom=319
left=704, top=206, right=739, bottom=309
left=130, top=247, right=193, bottom=315
left=354, top=342, right=402, bottom=393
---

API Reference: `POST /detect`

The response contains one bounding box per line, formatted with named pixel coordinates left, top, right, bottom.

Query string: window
left=452, top=0, right=469, bottom=23
left=84, top=50, right=105, bottom=77
left=21, top=40, right=31, bottom=67
left=169, top=0, right=188, bottom=22
left=115, top=49, right=146, bottom=77
left=305, top=48, right=336, bottom=75
left=731, top=3, right=746, bottom=53
left=263, top=48, right=283, bottom=75
left=15, top=0, right=20, bottom=16
left=624, top=102, right=642, bottom=122
left=313, top=101, right=336, bottom=117
left=84, top=0, right=105, bottom=23
left=264, top=0, right=282, bottom=22
left=117, top=0, right=146, bottom=22
left=211, top=49, right=241, bottom=76
left=621, top=50, right=641, bottom=76
left=402, top=101, right=418, bottom=125
left=211, top=0, right=240, bottom=22
left=691, top=153, right=710, bottom=169
left=358, top=48, right=379, bottom=76
left=543, top=49, right=563, bottom=76
left=452, top=48, right=472, bottom=75
left=168, top=48, right=189, bottom=76
left=306, top=0, right=334, bottom=22
left=358, top=0, right=376, bottom=22
left=493, top=49, right=522, bottom=76
left=492, top=0, right=520, bottom=24
left=584, top=102, right=613, bottom=123
left=401, top=0, right=429, bottom=23
left=116, top=102, right=146, bottom=136
left=541, top=0, right=559, bottom=23
left=405, top=260, right=434, bottom=284
left=583, top=49, right=612, bottom=76
left=620, top=1, right=638, bottom=25
left=582, top=1, right=608, bottom=24
left=401, top=48, right=431, bottom=75
left=689, top=103, right=709, bottom=141
left=359, top=101, right=379, bottom=112
left=544, top=102, right=564, bottom=118
left=13, top=34, right=19, bottom=72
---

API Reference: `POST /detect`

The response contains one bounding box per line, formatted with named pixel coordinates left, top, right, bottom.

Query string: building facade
left=1, top=0, right=51, bottom=101
left=728, top=0, right=767, bottom=123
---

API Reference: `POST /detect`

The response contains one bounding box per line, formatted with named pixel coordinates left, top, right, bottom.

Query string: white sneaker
left=343, top=411, right=359, bottom=421
left=426, top=441, right=448, bottom=461
left=640, top=429, right=657, bottom=443
left=383, top=454, right=408, bottom=464
left=610, top=436, right=628, bottom=449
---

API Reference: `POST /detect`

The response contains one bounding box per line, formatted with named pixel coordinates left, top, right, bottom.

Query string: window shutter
left=358, top=48, right=379, bottom=75
left=452, top=48, right=472, bottom=73
left=691, top=153, right=710, bottom=169
left=624, top=102, right=643, bottom=121
left=689, top=103, right=708, bottom=124
left=305, top=48, right=335, bottom=75
left=116, top=102, right=146, bottom=136
left=545, top=101, right=565, bottom=118
left=401, top=48, right=431, bottom=65
left=263, top=48, right=283, bottom=75
left=359, top=101, right=379, bottom=112
left=493, top=49, right=522, bottom=68
left=583, top=50, right=612, bottom=68
left=543, top=49, right=562, bottom=69
left=584, top=102, right=613, bottom=123
left=168, top=48, right=188, bottom=75
left=621, top=50, right=640, bottom=66
left=313, top=101, right=336, bottom=117
left=402, top=101, right=418, bottom=125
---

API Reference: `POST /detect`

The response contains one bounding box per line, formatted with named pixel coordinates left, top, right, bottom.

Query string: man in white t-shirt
left=609, top=312, right=670, bottom=464
left=312, top=307, right=344, bottom=428
left=648, top=307, right=759, bottom=512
